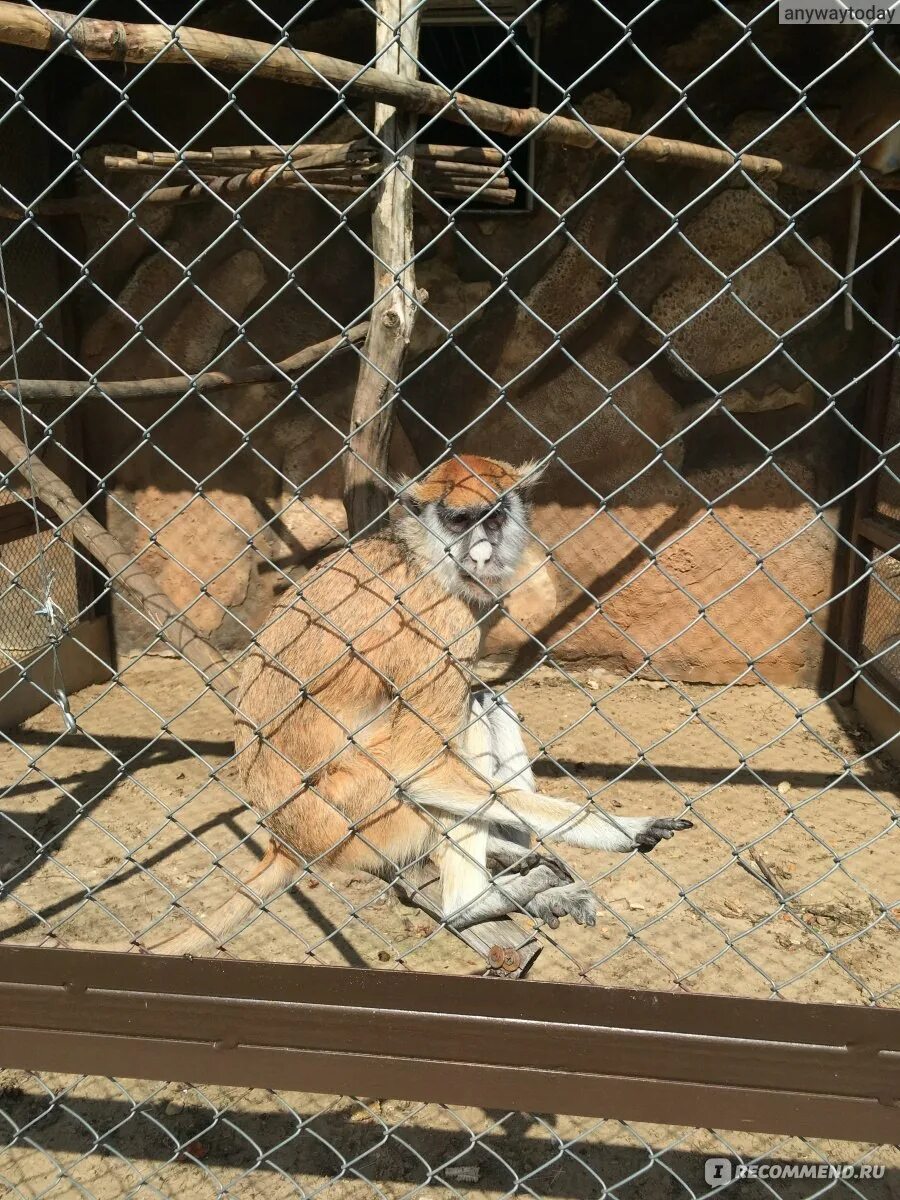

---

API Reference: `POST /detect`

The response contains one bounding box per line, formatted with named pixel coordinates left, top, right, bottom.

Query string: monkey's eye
left=484, top=512, right=505, bottom=533
left=444, top=511, right=471, bottom=533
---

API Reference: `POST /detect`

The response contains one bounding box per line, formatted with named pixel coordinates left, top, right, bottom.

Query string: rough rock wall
left=51, top=1, right=893, bottom=686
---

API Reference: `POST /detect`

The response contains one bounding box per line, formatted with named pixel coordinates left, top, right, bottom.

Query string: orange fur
left=234, top=531, right=485, bottom=876
left=408, top=454, right=523, bottom=509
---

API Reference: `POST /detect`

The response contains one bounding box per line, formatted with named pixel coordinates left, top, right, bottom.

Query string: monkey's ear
left=513, top=456, right=551, bottom=494
left=392, top=474, right=424, bottom=515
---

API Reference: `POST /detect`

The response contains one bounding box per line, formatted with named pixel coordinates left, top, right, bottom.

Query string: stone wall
left=45, top=1, right=897, bottom=686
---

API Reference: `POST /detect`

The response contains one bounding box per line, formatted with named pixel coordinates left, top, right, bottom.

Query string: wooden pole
left=0, top=3, right=893, bottom=192
left=0, top=323, right=369, bottom=404
left=343, top=0, right=421, bottom=535
left=0, top=419, right=241, bottom=706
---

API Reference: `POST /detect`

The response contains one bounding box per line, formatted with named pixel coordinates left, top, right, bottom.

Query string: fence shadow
left=0, top=1090, right=895, bottom=1199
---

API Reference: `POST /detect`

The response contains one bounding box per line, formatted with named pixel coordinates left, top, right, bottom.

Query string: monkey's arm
left=408, top=758, right=691, bottom=854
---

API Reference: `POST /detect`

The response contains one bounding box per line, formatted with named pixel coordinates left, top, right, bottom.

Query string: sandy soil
left=1, top=656, right=898, bottom=1197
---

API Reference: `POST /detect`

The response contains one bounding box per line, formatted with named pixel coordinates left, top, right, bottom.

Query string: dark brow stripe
left=438, top=500, right=508, bottom=520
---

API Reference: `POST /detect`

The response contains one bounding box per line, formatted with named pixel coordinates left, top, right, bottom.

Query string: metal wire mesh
left=0, top=0, right=898, bottom=1194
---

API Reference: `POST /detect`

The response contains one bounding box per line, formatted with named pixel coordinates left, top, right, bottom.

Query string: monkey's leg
left=476, top=692, right=598, bottom=927
left=476, top=686, right=559, bottom=865
left=476, top=688, right=537, bottom=870
left=437, top=692, right=493, bottom=925
left=426, top=691, right=691, bottom=854
left=438, top=693, right=580, bottom=931
left=476, top=689, right=535, bottom=791
left=439, top=692, right=564, bottom=925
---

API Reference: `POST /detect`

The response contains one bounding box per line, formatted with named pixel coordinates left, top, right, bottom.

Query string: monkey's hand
left=631, top=816, right=693, bottom=853
left=526, top=881, right=598, bottom=929
left=604, top=815, right=693, bottom=853
left=489, top=844, right=574, bottom=884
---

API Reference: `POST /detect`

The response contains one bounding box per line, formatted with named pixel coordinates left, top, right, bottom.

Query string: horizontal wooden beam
left=0, top=946, right=897, bottom=1141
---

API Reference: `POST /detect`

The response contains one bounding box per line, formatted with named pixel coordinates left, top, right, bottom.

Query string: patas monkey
left=153, top=455, right=691, bottom=955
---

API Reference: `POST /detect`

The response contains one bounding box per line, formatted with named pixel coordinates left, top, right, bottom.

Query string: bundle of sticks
left=101, top=140, right=516, bottom=207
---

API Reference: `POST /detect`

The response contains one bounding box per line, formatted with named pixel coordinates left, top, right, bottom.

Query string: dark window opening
left=416, top=17, right=538, bottom=213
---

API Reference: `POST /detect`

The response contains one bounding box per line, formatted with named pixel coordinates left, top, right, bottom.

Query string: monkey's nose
left=469, top=540, right=492, bottom=565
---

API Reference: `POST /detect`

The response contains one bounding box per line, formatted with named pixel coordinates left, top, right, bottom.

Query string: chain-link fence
left=0, top=0, right=898, bottom=1195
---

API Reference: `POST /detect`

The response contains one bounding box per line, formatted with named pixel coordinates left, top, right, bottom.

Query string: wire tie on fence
left=54, top=687, right=76, bottom=733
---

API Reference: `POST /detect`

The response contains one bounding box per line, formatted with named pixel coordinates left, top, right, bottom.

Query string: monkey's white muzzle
left=468, top=539, right=493, bottom=567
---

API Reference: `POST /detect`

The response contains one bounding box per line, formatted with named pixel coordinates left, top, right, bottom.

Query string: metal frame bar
left=834, top=274, right=900, bottom=696
left=1, top=946, right=897, bottom=1142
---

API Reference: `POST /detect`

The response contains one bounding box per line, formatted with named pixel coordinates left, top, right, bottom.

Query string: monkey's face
left=414, top=492, right=530, bottom=601
left=394, top=455, right=544, bottom=603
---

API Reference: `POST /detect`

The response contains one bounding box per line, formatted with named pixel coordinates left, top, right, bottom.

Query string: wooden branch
left=419, top=159, right=501, bottom=178
left=134, top=142, right=376, bottom=173
left=429, top=183, right=515, bottom=205
left=137, top=143, right=505, bottom=169
left=0, top=3, right=894, bottom=192
left=98, top=153, right=515, bottom=204
left=419, top=144, right=505, bottom=165
left=344, top=0, right=422, bottom=535
left=135, top=142, right=507, bottom=170
left=107, top=151, right=507, bottom=184
left=0, top=167, right=369, bottom=220
left=0, top=323, right=369, bottom=405
left=135, top=141, right=374, bottom=170
left=0, top=178, right=513, bottom=220
left=102, top=153, right=511, bottom=198
left=0, top=419, right=240, bottom=706
left=0, top=155, right=513, bottom=222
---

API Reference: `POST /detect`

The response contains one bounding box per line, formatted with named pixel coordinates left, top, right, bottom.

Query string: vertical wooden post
left=344, top=0, right=421, bottom=535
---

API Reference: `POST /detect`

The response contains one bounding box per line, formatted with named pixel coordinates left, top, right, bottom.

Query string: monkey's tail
left=142, top=841, right=302, bottom=958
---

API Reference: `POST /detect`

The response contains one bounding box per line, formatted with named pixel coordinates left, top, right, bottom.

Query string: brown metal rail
left=0, top=946, right=897, bottom=1141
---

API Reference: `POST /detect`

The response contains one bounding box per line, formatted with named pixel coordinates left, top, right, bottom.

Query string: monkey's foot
left=526, top=881, right=598, bottom=929
left=632, top=817, right=693, bottom=853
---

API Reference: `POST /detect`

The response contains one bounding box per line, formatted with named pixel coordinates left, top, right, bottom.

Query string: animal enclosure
left=0, top=0, right=898, bottom=1196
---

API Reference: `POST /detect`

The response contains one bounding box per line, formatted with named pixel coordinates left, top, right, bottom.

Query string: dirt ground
left=1, top=656, right=898, bottom=1197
